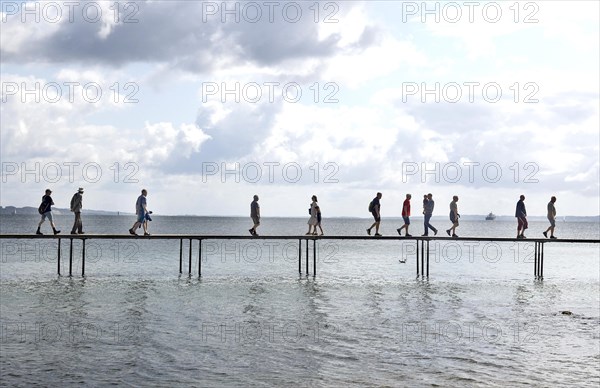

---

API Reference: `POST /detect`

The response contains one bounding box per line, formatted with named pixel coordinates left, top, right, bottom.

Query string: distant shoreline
left=1, top=207, right=598, bottom=222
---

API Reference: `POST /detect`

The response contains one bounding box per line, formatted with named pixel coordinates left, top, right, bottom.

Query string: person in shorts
left=367, top=192, right=382, bottom=236
left=36, top=189, right=61, bottom=235
left=249, top=195, right=260, bottom=236
left=129, top=189, right=149, bottom=236
left=397, top=194, right=412, bottom=237
left=543, top=196, right=557, bottom=239
left=446, top=196, right=460, bottom=238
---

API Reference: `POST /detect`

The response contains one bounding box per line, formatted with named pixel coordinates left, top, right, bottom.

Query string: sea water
left=1, top=215, right=599, bottom=386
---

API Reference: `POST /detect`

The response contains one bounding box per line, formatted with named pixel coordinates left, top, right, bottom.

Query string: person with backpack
left=367, top=192, right=383, bottom=236
left=70, top=187, right=84, bottom=234
left=36, top=189, right=60, bottom=235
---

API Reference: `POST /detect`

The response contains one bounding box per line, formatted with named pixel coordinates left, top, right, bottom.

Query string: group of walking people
left=365, top=192, right=457, bottom=238
left=367, top=192, right=558, bottom=239
left=34, top=189, right=559, bottom=240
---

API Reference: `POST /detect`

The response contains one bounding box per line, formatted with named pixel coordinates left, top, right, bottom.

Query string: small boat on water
left=485, top=212, right=496, bottom=221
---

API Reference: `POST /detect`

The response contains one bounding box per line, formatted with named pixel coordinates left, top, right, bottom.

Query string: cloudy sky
left=1, top=0, right=598, bottom=217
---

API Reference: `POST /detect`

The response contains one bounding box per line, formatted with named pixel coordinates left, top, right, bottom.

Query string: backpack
left=368, top=200, right=374, bottom=212
left=38, top=201, right=48, bottom=214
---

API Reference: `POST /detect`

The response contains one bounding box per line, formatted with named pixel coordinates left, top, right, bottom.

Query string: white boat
left=485, top=212, right=496, bottom=221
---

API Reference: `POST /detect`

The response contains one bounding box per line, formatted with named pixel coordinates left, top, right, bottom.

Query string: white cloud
left=1, top=1, right=598, bottom=217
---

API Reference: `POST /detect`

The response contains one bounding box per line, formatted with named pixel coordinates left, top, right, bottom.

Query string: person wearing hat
left=70, top=187, right=84, bottom=234
left=36, top=189, right=60, bottom=235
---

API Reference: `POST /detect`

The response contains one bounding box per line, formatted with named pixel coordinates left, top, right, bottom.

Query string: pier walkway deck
left=1, top=234, right=598, bottom=279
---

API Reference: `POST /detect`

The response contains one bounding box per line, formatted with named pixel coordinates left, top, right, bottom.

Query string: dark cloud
left=2, top=1, right=353, bottom=70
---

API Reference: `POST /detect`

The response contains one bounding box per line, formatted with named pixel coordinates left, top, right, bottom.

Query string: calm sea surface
left=1, top=215, right=599, bottom=386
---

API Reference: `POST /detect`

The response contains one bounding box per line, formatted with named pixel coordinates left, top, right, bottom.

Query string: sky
left=0, top=0, right=598, bottom=217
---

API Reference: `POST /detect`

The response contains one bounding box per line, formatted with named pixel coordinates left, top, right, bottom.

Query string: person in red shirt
left=397, top=193, right=412, bottom=237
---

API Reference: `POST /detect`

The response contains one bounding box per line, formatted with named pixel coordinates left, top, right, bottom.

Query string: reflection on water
left=1, top=216, right=599, bottom=386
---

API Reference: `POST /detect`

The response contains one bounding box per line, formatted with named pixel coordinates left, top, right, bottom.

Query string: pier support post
left=420, top=240, right=424, bottom=278
left=57, top=238, right=61, bottom=276
left=298, top=239, right=301, bottom=274
left=82, top=239, right=86, bottom=277
left=534, top=241, right=538, bottom=277
left=540, top=242, right=544, bottom=279
left=198, top=239, right=202, bottom=277
left=313, top=239, right=316, bottom=277
left=415, top=240, right=421, bottom=277
left=188, top=238, right=192, bottom=275
left=426, top=240, right=429, bottom=277
left=69, top=238, right=73, bottom=277
left=179, top=239, right=183, bottom=274
left=305, top=239, right=309, bottom=275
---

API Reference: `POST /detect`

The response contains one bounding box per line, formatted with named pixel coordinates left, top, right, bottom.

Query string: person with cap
left=36, top=189, right=60, bottom=235
left=515, top=194, right=528, bottom=238
left=70, top=187, right=84, bottom=234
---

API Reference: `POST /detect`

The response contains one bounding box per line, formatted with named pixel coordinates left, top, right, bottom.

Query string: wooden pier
left=0, top=234, right=598, bottom=279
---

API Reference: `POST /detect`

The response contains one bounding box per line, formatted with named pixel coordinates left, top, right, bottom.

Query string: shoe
left=421, top=234, right=428, bottom=237
left=434, top=230, right=438, bottom=236
left=36, top=230, right=43, bottom=235
left=319, top=233, right=324, bottom=236
left=452, top=234, right=458, bottom=238
left=366, top=228, right=371, bottom=236
left=78, top=231, right=85, bottom=234
left=406, top=234, right=412, bottom=237
left=53, top=230, right=61, bottom=235
left=543, top=231, right=548, bottom=238
left=305, top=232, right=312, bottom=235
left=446, top=229, right=451, bottom=236
left=71, top=231, right=77, bottom=235
left=516, top=235, right=522, bottom=239
left=253, top=233, right=259, bottom=237
left=129, top=228, right=137, bottom=236
left=144, top=232, right=151, bottom=236
left=312, top=232, right=318, bottom=236
left=375, top=233, right=382, bottom=236
left=249, top=229, right=254, bottom=236
left=522, top=235, right=527, bottom=239
left=550, top=235, right=557, bottom=239
left=397, top=228, right=402, bottom=235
